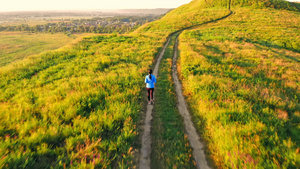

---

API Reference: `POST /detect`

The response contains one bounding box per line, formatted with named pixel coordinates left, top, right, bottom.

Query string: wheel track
left=139, top=10, right=234, bottom=169
left=172, top=36, right=210, bottom=169
left=139, top=37, right=171, bottom=169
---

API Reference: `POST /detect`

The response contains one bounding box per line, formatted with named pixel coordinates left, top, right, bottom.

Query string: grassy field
left=0, top=33, right=167, bottom=168
left=0, top=17, right=94, bottom=27
left=178, top=7, right=300, bottom=168
left=0, top=21, right=63, bottom=27
left=0, top=32, right=99, bottom=67
left=0, top=2, right=231, bottom=167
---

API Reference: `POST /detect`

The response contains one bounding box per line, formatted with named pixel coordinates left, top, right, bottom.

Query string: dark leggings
left=147, top=88, right=154, bottom=101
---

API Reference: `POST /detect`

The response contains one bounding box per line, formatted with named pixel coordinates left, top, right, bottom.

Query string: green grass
left=203, top=0, right=298, bottom=11
left=0, top=33, right=165, bottom=168
left=151, top=33, right=196, bottom=168
left=178, top=7, right=300, bottom=168
left=1, top=0, right=299, bottom=168
left=1, top=1, right=228, bottom=167
left=0, top=2, right=231, bottom=167
left=135, top=2, right=231, bottom=35
left=0, top=32, right=98, bottom=67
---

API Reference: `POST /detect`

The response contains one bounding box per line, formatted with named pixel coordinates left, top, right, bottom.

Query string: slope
left=1, top=0, right=298, bottom=168
left=0, top=0, right=230, bottom=168
left=177, top=4, right=300, bottom=169
left=139, top=0, right=299, bottom=168
left=203, top=0, right=298, bottom=11
left=135, top=0, right=230, bottom=34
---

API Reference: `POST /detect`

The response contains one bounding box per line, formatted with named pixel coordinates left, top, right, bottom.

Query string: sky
left=1, top=0, right=299, bottom=12
left=0, top=0, right=193, bottom=12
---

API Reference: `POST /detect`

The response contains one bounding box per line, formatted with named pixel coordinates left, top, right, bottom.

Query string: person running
left=145, top=69, right=156, bottom=105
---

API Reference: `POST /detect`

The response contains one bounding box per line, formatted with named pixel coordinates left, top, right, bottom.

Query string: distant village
left=0, top=15, right=160, bottom=33
left=0, top=9, right=170, bottom=33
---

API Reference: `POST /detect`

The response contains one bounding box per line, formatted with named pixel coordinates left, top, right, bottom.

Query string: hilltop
left=198, top=0, right=298, bottom=10
left=136, top=0, right=298, bottom=35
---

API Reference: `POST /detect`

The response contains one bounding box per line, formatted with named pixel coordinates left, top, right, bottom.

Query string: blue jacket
left=145, top=74, right=156, bottom=88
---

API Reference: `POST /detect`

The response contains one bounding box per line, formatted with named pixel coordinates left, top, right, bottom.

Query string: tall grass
left=1, top=0, right=231, bottom=167
left=178, top=7, right=300, bottom=168
left=2, top=0, right=298, bottom=167
left=0, top=33, right=165, bottom=168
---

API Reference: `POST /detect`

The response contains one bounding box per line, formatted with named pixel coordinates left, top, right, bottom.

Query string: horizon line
left=0, top=8, right=173, bottom=13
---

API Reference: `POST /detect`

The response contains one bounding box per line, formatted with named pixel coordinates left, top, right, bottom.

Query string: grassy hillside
left=136, top=0, right=298, bottom=36
left=135, top=0, right=230, bottom=34
left=178, top=6, right=300, bottom=168
left=0, top=33, right=166, bottom=168
left=0, top=0, right=234, bottom=167
left=145, top=0, right=299, bottom=167
left=203, top=0, right=298, bottom=11
left=1, top=0, right=299, bottom=168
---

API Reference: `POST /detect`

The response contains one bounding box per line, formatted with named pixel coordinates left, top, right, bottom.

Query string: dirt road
left=139, top=37, right=171, bottom=169
left=139, top=11, right=234, bottom=169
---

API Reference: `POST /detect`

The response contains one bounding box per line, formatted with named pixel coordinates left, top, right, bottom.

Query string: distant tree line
left=0, top=23, right=137, bottom=34
left=0, top=15, right=160, bottom=34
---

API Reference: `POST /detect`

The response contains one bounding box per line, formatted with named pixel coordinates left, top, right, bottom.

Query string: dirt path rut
left=139, top=37, right=171, bottom=169
left=172, top=36, right=211, bottom=169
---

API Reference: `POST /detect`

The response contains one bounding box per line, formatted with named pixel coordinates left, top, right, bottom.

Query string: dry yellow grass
left=0, top=32, right=102, bottom=67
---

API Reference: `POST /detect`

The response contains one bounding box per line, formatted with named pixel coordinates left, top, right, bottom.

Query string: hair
left=148, top=69, right=152, bottom=80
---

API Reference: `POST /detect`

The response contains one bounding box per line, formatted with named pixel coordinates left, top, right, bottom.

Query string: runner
left=145, top=69, right=156, bottom=104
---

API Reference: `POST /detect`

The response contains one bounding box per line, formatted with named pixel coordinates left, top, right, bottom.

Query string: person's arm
left=145, top=76, right=148, bottom=84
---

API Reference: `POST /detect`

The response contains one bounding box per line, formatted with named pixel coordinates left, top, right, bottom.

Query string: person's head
left=148, top=69, right=152, bottom=79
